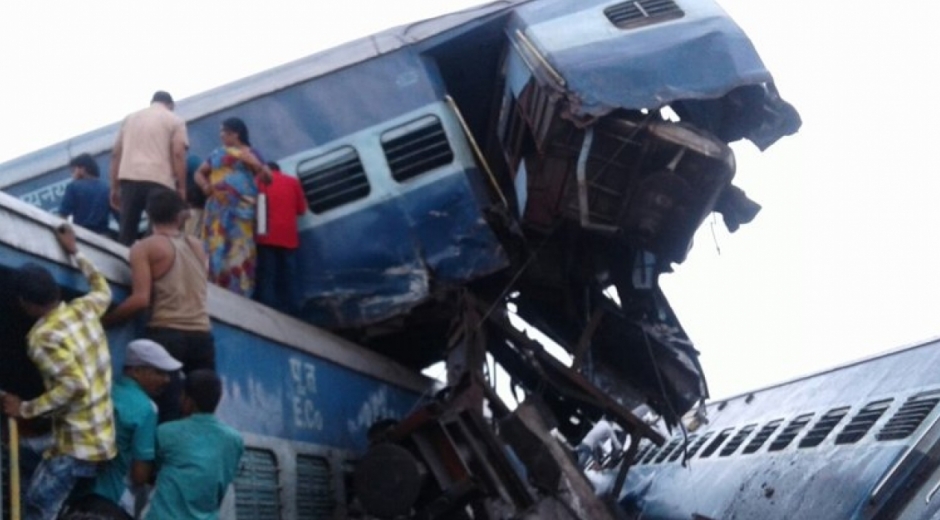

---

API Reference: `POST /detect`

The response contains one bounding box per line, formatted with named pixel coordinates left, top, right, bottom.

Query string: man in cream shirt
left=109, top=91, right=188, bottom=245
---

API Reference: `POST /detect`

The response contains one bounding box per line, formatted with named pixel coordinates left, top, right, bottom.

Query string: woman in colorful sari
left=193, top=117, right=271, bottom=297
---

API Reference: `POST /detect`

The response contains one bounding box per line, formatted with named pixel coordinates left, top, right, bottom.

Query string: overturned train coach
left=0, top=0, right=799, bottom=518
left=620, top=337, right=940, bottom=520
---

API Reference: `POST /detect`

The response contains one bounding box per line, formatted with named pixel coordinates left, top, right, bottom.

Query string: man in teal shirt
left=145, top=370, right=243, bottom=520
left=67, top=339, right=181, bottom=518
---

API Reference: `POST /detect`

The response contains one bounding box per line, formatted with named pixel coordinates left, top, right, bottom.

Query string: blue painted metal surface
left=295, top=169, right=506, bottom=328
left=0, top=240, right=424, bottom=453
left=509, top=0, right=772, bottom=116
left=213, top=321, right=422, bottom=451
left=613, top=338, right=940, bottom=519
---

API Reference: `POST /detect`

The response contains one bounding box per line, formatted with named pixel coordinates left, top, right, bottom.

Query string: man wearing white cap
left=67, top=339, right=181, bottom=519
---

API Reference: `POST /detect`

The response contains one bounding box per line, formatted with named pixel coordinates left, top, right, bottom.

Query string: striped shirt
left=20, top=253, right=117, bottom=462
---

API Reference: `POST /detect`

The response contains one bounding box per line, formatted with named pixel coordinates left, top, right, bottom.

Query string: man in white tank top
left=103, top=190, right=214, bottom=422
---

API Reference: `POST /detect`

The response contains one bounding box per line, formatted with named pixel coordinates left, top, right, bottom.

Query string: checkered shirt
left=20, top=253, right=117, bottom=462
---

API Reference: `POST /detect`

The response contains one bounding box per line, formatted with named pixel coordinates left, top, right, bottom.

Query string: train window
left=877, top=391, right=940, bottom=441
left=297, top=146, right=371, bottom=214
left=800, top=406, right=850, bottom=448
left=743, top=419, right=784, bottom=454
left=767, top=413, right=814, bottom=452
left=699, top=428, right=734, bottom=458
left=652, top=437, right=683, bottom=464
left=668, top=434, right=695, bottom=462
left=603, top=0, right=684, bottom=30
left=632, top=441, right=654, bottom=464
left=296, top=454, right=335, bottom=519
left=381, top=115, right=454, bottom=183
left=235, top=448, right=281, bottom=520
left=639, top=444, right=661, bottom=464
left=686, top=431, right=713, bottom=458
left=836, top=399, right=893, bottom=445
left=720, top=424, right=757, bottom=457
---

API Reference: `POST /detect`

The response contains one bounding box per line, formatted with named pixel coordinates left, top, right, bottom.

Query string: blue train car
left=0, top=191, right=432, bottom=519
left=0, top=0, right=802, bottom=505
left=617, top=337, right=940, bottom=520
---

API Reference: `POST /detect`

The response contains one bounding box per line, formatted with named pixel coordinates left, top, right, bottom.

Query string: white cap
left=125, top=339, right=182, bottom=371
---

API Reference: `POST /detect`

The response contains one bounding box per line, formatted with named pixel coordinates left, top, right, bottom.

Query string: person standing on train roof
left=144, top=370, right=244, bottom=520
left=67, top=339, right=182, bottom=519
left=58, top=153, right=113, bottom=238
left=1, top=223, right=117, bottom=520
left=253, top=161, right=309, bottom=314
left=102, top=190, right=214, bottom=423
left=109, top=91, right=189, bottom=246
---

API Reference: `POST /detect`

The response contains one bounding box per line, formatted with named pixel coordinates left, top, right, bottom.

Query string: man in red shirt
left=254, top=162, right=309, bottom=314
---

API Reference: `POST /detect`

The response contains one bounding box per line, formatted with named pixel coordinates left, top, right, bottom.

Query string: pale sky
left=2, top=1, right=938, bottom=400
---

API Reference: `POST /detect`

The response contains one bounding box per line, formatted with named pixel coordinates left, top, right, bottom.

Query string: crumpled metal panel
left=297, top=173, right=508, bottom=329
left=507, top=0, right=800, bottom=148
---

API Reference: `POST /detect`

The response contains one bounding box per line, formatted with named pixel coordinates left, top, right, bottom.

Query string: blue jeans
left=254, top=245, right=300, bottom=315
left=25, top=455, right=98, bottom=520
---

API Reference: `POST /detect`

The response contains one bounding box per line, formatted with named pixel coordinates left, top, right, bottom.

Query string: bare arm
left=110, top=128, right=124, bottom=211
left=194, top=161, right=212, bottom=195
left=101, top=242, right=152, bottom=326
left=172, top=133, right=187, bottom=202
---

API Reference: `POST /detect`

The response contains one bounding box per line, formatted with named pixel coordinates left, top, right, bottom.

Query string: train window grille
left=653, top=437, right=683, bottom=464
left=640, top=443, right=662, bottom=464
left=700, top=428, right=734, bottom=458
left=743, top=419, right=784, bottom=454
left=633, top=441, right=655, bottom=464
left=668, top=434, right=696, bottom=462
left=686, top=431, right=713, bottom=458
left=877, top=392, right=940, bottom=441
left=768, top=413, right=814, bottom=452
left=381, top=115, right=454, bottom=183
left=800, top=406, right=851, bottom=448
left=720, top=424, right=757, bottom=457
left=297, top=146, right=370, bottom=214
left=296, top=454, right=335, bottom=519
left=836, top=399, right=893, bottom=445
left=603, top=0, right=685, bottom=30
left=235, top=448, right=281, bottom=520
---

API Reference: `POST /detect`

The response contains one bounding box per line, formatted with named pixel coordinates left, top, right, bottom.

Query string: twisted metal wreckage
left=0, top=0, right=800, bottom=517
left=338, top=1, right=800, bottom=518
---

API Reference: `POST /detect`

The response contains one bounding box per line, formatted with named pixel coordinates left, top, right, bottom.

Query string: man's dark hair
left=184, top=369, right=223, bottom=413
left=68, top=153, right=101, bottom=178
left=151, top=90, right=174, bottom=106
left=266, top=161, right=280, bottom=172
left=15, top=263, right=60, bottom=306
left=145, top=189, right=186, bottom=225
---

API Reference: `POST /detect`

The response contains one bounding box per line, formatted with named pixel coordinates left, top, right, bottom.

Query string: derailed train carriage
left=1, top=0, right=799, bottom=517
left=618, top=337, right=940, bottom=520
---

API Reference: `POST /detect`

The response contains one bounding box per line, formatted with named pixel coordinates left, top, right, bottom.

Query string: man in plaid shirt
left=2, top=224, right=117, bottom=520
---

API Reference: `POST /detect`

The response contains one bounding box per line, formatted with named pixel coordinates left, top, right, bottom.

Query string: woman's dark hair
left=145, top=189, right=186, bottom=225
left=68, top=153, right=100, bottom=178
left=15, top=263, right=60, bottom=306
left=221, top=117, right=250, bottom=146
left=184, top=369, right=223, bottom=413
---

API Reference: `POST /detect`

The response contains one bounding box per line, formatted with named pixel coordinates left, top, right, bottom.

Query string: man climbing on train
left=103, top=190, right=214, bottom=423
left=1, top=223, right=117, bottom=520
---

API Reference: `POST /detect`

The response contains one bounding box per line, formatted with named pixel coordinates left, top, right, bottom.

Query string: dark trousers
left=143, top=327, right=215, bottom=423
left=254, top=245, right=300, bottom=315
left=118, top=181, right=173, bottom=246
